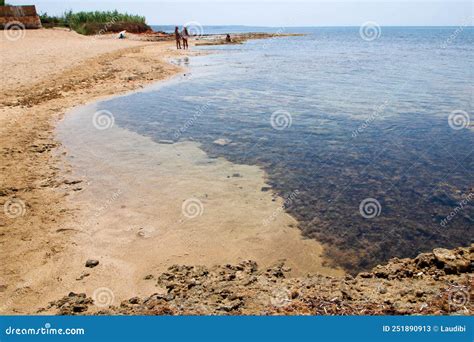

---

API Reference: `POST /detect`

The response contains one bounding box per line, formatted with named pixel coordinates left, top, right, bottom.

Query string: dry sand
left=0, top=29, right=342, bottom=314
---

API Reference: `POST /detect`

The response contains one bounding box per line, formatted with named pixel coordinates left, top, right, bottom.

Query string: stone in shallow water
left=158, top=139, right=174, bottom=144
left=213, top=138, right=232, bottom=146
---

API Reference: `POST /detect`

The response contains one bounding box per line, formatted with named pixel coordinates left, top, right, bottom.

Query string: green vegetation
left=39, top=10, right=149, bottom=35
left=65, top=10, right=145, bottom=26
left=39, top=12, right=69, bottom=27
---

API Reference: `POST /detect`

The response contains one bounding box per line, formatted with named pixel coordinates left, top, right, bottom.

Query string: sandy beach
left=0, top=29, right=342, bottom=314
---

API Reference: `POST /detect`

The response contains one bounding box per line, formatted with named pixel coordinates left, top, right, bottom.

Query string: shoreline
left=52, top=99, right=343, bottom=312
left=0, top=29, right=341, bottom=314
left=0, top=29, right=189, bottom=313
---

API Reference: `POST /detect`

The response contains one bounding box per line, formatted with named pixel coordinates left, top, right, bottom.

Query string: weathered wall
left=0, top=5, right=42, bottom=29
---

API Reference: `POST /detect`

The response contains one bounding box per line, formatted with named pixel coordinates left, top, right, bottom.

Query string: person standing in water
left=181, top=27, right=189, bottom=50
left=174, top=26, right=181, bottom=49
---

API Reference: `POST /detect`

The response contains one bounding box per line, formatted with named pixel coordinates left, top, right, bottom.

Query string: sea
left=95, top=26, right=473, bottom=271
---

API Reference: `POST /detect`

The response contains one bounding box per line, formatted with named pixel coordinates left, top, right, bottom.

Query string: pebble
left=85, top=259, right=99, bottom=268
left=76, top=272, right=90, bottom=281
left=213, top=138, right=231, bottom=146
left=158, top=140, right=174, bottom=144
left=415, top=290, right=425, bottom=297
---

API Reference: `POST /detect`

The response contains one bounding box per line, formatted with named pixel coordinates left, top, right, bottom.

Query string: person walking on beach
left=181, top=27, right=189, bottom=50
left=175, top=26, right=181, bottom=49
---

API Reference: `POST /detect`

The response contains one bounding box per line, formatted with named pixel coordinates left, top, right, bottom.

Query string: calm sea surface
left=98, top=27, right=473, bottom=271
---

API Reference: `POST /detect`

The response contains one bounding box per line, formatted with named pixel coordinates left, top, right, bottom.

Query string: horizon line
left=150, top=24, right=474, bottom=27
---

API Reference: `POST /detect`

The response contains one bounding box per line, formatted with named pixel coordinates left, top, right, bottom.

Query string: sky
left=11, top=0, right=474, bottom=26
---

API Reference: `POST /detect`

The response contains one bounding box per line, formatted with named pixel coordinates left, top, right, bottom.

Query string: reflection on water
left=98, top=27, right=473, bottom=272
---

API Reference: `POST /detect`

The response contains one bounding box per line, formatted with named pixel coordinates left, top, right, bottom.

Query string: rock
left=49, top=292, right=93, bottom=315
left=290, top=290, right=299, bottom=299
left=266, top=261, right=287, bottom=278
left=358, top=272, right=373, bottom=278
left=76, top=272, right=90, bottom=281
left=218, top=299, right=242, bottom=312
left=415, top=252, right=435, bottom=269
left=158, top=140, right=174, bottom=144
left=128, top=297, right=141, bottom=304
left=213, top=138, right=232, bottom=146
left=64, top=179, right=82, bottom=185
left=144, top=274, right=154, bottom=280
left=433, top=247, right=471, bottom=274
left=47, top=245, right=473, bottom=315
left=85, top=259, right=99, bottom=268
left=373, top=266, right=389, bottom=279
left=415, top=290, right=424, bottom=298
left=414, top=271, right=424, bottom=278
left=433, top=248, right=456, bottom=264
left=341, top=288, right=353, bottom=300
left=72, top=304, right=88, bottom=313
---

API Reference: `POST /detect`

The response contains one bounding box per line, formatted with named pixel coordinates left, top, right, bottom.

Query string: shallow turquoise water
left=97, top=27, right=473, bottom=271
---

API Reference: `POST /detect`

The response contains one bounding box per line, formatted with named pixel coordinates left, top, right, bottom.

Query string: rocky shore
left=46, top=245, right=472, bottom=315
left=194, top=32, right=304, bottom=46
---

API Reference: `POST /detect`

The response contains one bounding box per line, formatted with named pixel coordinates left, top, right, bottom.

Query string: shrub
left=39, top=10, right=149, bottom=35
